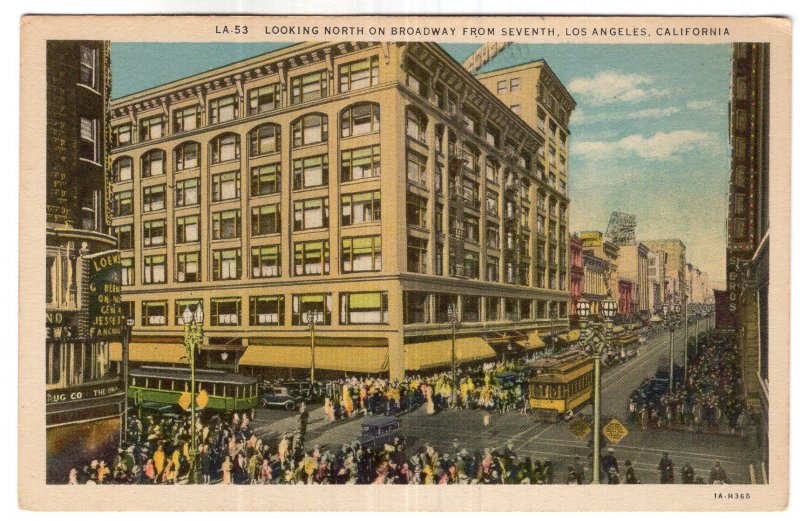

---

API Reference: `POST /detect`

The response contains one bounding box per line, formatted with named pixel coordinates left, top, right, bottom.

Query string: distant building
left=647, top=249, right=668, bottom=314
left=45, top=40, right=124, bottom=483
left=618, top=243, right=650, bottom=317
left=581, top=251, right=609, bottom=317
left=640, top=239, right=686, bottom=305
left=568, top=235, right=584, bottom=323
left=726, top=42, right=769, bottom=476
left=578, top=230, right=619, bottom=307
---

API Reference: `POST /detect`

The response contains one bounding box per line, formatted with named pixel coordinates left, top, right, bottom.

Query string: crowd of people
left=319, top=360, right=532, bottom=421
left=67, top=414, right=731, bottom=485
left=628, top=337, right=746, bottom=434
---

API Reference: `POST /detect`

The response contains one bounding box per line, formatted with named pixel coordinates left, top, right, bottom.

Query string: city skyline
left=111, top=42, right=730, bottom=283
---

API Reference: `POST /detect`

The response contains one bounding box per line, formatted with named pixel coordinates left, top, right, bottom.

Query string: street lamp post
left=305, top=309, right=318, bottom=386
left=182, top=303, right=204, bottom=484
left=447, top=301, right=458, bottom=404
left=549, top=303, right=557, bottom=354
left=121, top=317, right=134, bottom=446
left=576, top=296, right=617, bottom=484
left=693, top=311, right=700, bottom=360
left=662, top=301, right=682, bottom=393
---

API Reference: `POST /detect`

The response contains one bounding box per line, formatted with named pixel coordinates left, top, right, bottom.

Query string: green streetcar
left=128, top=366, right=259, bottom=414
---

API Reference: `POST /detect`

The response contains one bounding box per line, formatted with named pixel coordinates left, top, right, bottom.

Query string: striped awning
left=109, top=342, right=188, bottom=364
left=404, top=337, right=496, bottom=371
left=239, top=344, right=389, bottom=373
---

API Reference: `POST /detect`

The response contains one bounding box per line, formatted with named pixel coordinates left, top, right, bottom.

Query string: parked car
left=358, top=415, right=400, bottom=449
left=281, top=380, right=323, bottom=402
left=260, top=386, right=298, bottom=410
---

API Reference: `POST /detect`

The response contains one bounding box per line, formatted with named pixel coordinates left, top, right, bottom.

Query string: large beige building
left=641, top=239, right=687, bottom=304
left=107, top=42, right=575, bottom=380
left=618, top=243, right=651, bottom=315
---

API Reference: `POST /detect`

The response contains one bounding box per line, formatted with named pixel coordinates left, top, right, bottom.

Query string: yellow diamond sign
left=177, top=391, right=192, bottom=411
left=569, top=417, right=591, bottom=440
left=196, top=389, right=209, bottom=410
left=602, top=418, right=629, bottom=444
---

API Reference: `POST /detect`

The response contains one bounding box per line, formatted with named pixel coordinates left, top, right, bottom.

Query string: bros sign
left=85, top=250, right=123, bottom=338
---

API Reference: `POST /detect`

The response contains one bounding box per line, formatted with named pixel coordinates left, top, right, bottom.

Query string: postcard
left=19, top=15, right=790, bottom=511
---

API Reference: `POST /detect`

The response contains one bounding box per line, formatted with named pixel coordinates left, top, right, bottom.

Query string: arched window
left=112, top=156, right=133, bottom=182
left=405, top=107, right=427, bottom=143
left=340, top=103, right=380, bottom=138
left=210, top=133, right=240, bottom=164
left=174, top=142, right=200, bottom=171
left=249, top=124, right=281, bottom=156
left=141, top=149, right=166, bottom=178
left=292, top=114, right=328, bottom=148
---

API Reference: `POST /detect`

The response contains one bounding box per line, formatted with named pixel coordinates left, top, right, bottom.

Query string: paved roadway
left=250, top=319, right=762, bottom=484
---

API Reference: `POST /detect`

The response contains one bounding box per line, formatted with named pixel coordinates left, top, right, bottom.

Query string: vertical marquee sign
left=85, top=250, right=123, bottom=339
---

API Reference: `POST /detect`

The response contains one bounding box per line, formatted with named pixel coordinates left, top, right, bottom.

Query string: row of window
left=112, top=56, right=381, bottom=147
left=406, top=237, right=568, bottom=290
left=403, top=291, right=568, bottom=325
left=113, top=191, right=379, bottom=246
left=112, top=140, right=381, bottom=193
left=132, top=289, right=388, bottom=328
left=119, top=236, right=382, bottom=285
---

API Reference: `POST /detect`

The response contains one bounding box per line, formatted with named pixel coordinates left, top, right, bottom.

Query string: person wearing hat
left=709, top=461, right=729, bottom=484
left=607, top=466, right=620, bottom=484
left=601, top=448, right=618, bottom=479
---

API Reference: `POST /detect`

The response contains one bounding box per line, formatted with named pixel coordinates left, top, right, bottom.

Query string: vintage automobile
left=358, top=415, right=400, bottom=449
left=260, top=386, right=298, bottom=410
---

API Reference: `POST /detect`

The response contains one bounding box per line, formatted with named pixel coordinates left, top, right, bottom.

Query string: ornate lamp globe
left=576, top=299, right=590, bottom=318
left=182, top=306, right=193, bottom=326
left=195, top=303, right=204, bottom=324
left=601, top=297, right=617, bottom=320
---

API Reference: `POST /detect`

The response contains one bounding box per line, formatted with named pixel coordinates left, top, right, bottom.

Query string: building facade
left=107, top=42, right=575, bottom=380
left=617, top=243, right=650, bottom=316
left=581, top=251, right=608, bottom=317
left=578, top=231, right=619, bottom=303
left=647, top=249, right=668, bottom=314
left=46, top=40, right=124, bottom=483
left=726, top=42, right=769, bottom=477
left=568, top=234, right=584, bottom=323
left=641, top=239, right=686, bottom=305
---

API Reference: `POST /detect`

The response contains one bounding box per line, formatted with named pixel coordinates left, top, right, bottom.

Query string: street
left=250, top=319, right=761, bottom=484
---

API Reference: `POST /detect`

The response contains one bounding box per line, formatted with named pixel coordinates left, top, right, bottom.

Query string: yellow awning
left=404, top=337, right=496, bottom=371
left=109, top=342, right=188, bottom=364
left=526, top=332, right=546, bottom=350
left=239, top=345, right=389, bottom=373
left=559, top=330, right=581, bottom=343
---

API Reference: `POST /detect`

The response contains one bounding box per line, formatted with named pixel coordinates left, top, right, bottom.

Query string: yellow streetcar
left=527, top=350, right=594, bottom=420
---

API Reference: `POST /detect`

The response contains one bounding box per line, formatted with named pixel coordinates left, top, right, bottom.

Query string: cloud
left=571, top=106, right=681, bottom=125
left=567, top=71, right=669, bottom=106
left=686, top=99, right=720, bottom=111
left=572, top=130, right=720, bottom=160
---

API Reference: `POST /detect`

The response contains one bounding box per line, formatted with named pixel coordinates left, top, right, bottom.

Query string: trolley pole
left=669, top=328, right=675, bottom=393
left=447, top=302, right=458, bottom=405
left=592, top=348, right=602, bottom=484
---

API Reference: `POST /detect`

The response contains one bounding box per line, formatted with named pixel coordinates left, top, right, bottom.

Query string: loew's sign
left=86, top=250, right=123, bottom=338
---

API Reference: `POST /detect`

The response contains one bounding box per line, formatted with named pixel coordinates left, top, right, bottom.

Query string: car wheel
left=285, top=402, right=296, bottom=411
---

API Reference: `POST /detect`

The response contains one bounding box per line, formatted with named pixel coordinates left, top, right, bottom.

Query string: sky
left=111, top=42, right=731, bottom=283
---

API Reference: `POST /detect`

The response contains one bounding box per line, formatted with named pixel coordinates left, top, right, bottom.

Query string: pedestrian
left=681, top=463, right=695, bottom=484
left=221, top=456, right=233, bottom=485
left=624, top=461, right=639, bottom=484
left=659, top=452, right=674, bottom=484
left=607, top=467, right=620, bottom=484
left=709, top=461, right=729, bottom=484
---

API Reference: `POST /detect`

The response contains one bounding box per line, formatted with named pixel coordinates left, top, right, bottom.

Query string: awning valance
left=404, top=337, right=495, bottom=371
left=109, top=342, right=188, bottom=364
left=239, top=344, right=389, bottom=373
left=526, top=332, right=546, bottom=350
